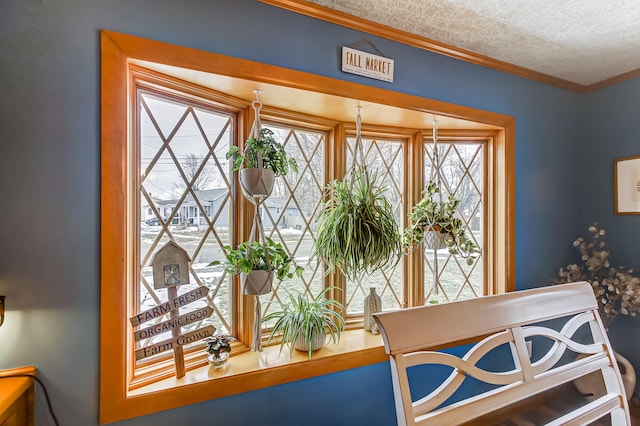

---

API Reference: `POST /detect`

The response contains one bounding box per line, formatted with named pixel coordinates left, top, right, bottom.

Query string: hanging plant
left=226, top=91, right=297, bottom=200
left=402, top=180, right=479, bottom=265
left=226, top=128, right=298, bottom=177
left=213, top=238, right=304, bottom=281
left=314, top=167, right=402, bottom=280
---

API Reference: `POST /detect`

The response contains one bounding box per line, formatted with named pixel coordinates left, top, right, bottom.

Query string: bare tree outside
left=433, top=144, right=483, bottom=220
left=173, top=153, right=217, bottom=192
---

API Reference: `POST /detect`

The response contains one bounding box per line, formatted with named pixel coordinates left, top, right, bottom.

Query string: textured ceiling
left=307, top=0, right=640, bottom=86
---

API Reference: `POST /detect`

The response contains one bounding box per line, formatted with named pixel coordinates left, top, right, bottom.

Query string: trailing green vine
left=402, top=181, right=479, bottom=265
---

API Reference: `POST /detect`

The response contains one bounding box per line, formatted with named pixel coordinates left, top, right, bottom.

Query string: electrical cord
left=0, top=373, right=59, bottom=426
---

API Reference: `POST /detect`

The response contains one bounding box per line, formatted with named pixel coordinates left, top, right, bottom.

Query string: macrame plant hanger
left=244, top=89, right=271, bottom=352
left=351, top=106, right=370, bottom=187
left=428, top=119, right=444, bottom=296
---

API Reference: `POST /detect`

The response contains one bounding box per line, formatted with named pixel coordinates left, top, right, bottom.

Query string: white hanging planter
left=241, top=270, right=273, bottom=295
left=239, top=168, right=275, bottom=199
left=423, top=225, right=447, bottom=251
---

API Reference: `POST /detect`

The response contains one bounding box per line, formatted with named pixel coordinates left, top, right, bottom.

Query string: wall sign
left=342, top=46, right=394, bottom=82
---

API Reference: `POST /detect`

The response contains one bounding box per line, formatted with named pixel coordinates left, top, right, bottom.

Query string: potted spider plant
left=226, top=127, right=298, bottom=198
left=263, top=287, right=345, bottom=359
left=213, top=238, right=304, bottom=295
left=314, top=168, right=402, bottom=280
left=402, top=180, right=479, bottom=264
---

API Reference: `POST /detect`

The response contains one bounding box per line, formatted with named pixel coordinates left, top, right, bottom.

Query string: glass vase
left=207, top=351, right=230, bottom=369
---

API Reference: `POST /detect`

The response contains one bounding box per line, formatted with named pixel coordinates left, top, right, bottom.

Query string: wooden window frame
left=100, top=30, right=515, bottom=423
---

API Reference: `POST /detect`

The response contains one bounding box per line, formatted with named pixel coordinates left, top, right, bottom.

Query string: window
left=422, top=138, right=485, bottom=303
left=132, top=90, right=491, bottom=363
left=260, top=123, right=328, bottom=323
left=100, top=30, right=514, bottom=423
left=135, top=89, right=236, bottom=378
left=345, top=133, right=406, bottom=315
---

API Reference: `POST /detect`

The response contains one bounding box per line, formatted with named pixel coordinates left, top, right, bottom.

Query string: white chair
left=373, top=281, right=631, bottom=425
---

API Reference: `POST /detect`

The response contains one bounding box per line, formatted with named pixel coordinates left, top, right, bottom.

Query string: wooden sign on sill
left=134, top=325, right=216, bottom=360
left=133, top=306, right=214, bottom=341
left=130, top=284, right=212, bottom=374
left=129, top=285, right=209, bottom=327
left=130, top=241, right=215, bottom=377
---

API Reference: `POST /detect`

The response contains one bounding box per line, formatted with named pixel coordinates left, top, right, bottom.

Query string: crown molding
left=260, top=0, right=640, bottom=93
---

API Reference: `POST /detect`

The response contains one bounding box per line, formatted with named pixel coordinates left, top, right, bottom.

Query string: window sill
left=115, top=330, right=387, bottom=423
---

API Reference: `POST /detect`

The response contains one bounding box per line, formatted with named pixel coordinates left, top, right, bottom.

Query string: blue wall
left=0, top=0, right=625, bottom=424
left=582, top=77, right=640, bottom=397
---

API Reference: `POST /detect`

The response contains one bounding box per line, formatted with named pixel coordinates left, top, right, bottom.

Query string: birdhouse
left=151, top=241, right=192, bottom=289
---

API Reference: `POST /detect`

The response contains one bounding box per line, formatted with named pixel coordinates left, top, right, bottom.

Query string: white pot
left=239, top=168, right=275, bottom=199
left=424, top=227, right=447, bottom=251
left=293, top=328, right=327, bottom=353
left=241, top=270, right=273, bottom=295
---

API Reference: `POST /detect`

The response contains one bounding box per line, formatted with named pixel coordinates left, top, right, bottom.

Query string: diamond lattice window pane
left=260, top=124, right=327, bottom=321
left=136, top=91, right=235, bottom=360
left=345, top=136, right=404, bottom=315
left=423, top=141, right=484, bottom=304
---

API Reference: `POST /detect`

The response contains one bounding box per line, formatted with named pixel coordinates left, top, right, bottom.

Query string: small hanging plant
left=213, top=238, right=304, bottom=281
left=402, top=180, right=479, bottom=265
left=314, top=168, right=402, bottom=280
left=226, top=128, right=298, bottom=177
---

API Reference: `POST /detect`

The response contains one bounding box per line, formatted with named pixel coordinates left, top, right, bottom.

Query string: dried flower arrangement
left=554, top=223, right=640, bottom=329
